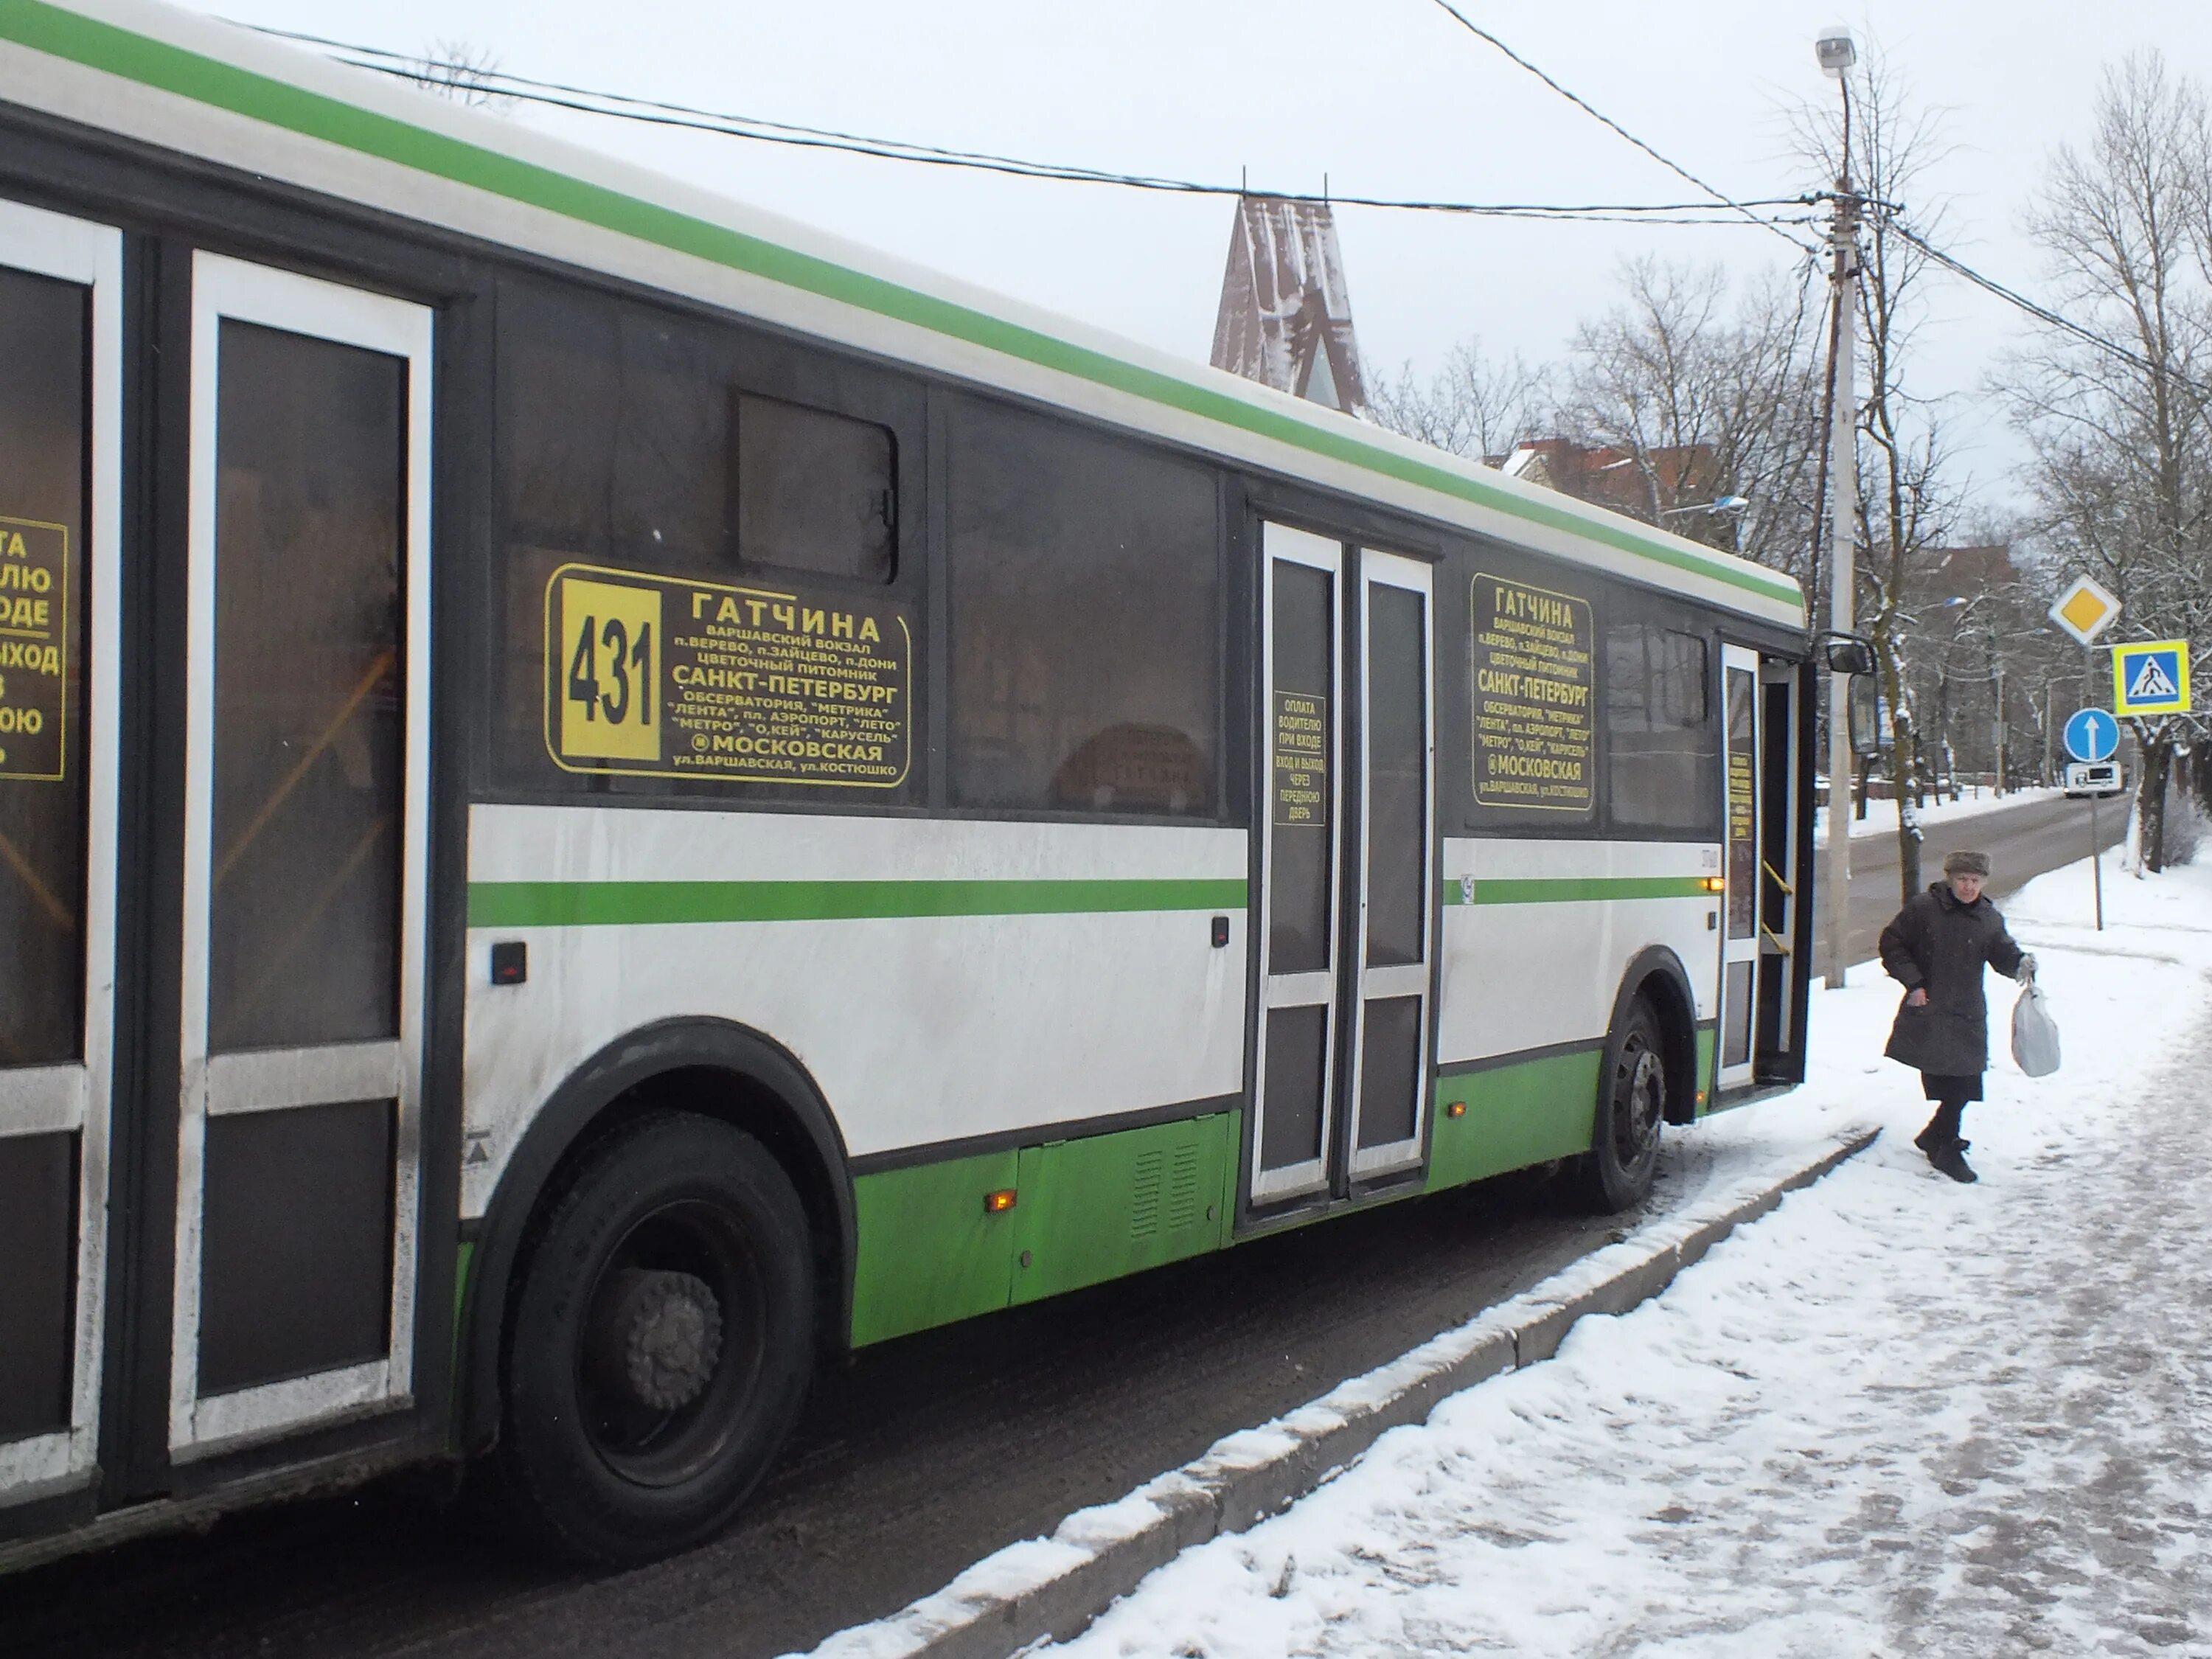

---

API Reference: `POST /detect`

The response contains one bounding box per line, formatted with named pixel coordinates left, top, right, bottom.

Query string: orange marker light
left=984, top=1188, right=1018, bottom=1214
left=1446, top=1101, right=1467, bottom=1119
left=1701, top=876, right=1727, bottom=894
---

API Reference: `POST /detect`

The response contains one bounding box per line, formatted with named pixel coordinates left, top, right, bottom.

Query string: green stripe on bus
left=467, top=877, right=1249, bottom=928
left=0, top=0, right=1803, bottom=611
left=1446, top=876, right=1714, bottom=905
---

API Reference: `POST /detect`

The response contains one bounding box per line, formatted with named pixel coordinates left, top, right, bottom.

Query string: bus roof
left=1, top=0, right=1806, bottom=629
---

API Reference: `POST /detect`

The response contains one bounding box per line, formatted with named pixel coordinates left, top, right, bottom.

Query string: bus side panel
left=1427, top=835, right=1720, bottom=1186
left=1426, top=1051, right=1602, bottom=1192
left=848, top=1149, right=1020, bottom=1347
left=459, top=804, right=1249, bottom=1222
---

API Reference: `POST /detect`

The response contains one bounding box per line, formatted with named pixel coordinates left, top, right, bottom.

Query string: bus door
left=0, top=200, right=122, bottom=1511
left=1756, top=661, right=1803, bottom=1071
left=1250, top=525, right=1436, bottom=1208
left=1717, top=645, right=1762, bottom=1090
left=164, top=255, right=432, bottom=1461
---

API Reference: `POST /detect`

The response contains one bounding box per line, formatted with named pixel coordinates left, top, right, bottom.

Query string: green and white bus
left=0, top=0, right=1819, bottom=1567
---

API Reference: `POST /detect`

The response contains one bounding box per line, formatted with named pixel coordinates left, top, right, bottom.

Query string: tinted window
left=209, top=321, right=405, bottom=1051
left=0, top=268, right=89, bottom=1066
left=493, top=282, right=913, bottom=795
left=1607, top=622, right=1714, bottom=832
left=734, top=393, right=894, bottom=582
left=948, top=400, right=1219, bottom=816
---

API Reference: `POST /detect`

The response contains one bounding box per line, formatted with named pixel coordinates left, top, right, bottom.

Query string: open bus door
left=1716, top=644, right=1809, bottom=1094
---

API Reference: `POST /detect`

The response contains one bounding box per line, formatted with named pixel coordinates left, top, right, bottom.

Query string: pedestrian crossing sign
left=2112, top=639, right=2191, bottom=717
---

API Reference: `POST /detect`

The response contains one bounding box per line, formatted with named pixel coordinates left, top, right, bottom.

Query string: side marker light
left=1445, top=1101, right=1467, bottom=1119
left=1700, top=876, right=1727, bottom=894
left=984, top=1188, right=1018, bottom=1214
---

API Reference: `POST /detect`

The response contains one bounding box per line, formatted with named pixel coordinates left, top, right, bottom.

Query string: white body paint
left=1436, top=838, right=1724, bottom=1067
left=462, top=804, right=1249, bottom=1217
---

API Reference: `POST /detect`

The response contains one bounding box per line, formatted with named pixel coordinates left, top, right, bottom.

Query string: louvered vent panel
left=1130, top=1150, right=1164, bottom=1239
left=1166, top=1143, right=1202, bottom=1232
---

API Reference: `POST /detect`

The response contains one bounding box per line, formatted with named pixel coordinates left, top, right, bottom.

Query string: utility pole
left=1817, top=25, right=1860, bottom=990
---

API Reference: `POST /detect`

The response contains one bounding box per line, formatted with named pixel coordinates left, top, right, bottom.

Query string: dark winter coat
left=1879, top=883, right=2027, bottom=1075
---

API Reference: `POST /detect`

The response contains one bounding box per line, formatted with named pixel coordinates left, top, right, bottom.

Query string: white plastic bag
left=2011, top=978, right=2062, bottom=1077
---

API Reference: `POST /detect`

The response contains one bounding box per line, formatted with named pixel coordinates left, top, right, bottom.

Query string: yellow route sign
left=2112, top=639, right=2191, bottom=717
left=2049, top=574, right=2121, bottom=645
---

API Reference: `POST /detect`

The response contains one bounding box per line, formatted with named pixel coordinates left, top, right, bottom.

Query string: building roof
left=1209, top=195, right=1369, bottom=417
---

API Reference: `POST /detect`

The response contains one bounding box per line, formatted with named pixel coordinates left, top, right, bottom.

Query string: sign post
left=2050, top=578, right=2123, bottom=933
left=2063, top=708, right=2119, bottom=932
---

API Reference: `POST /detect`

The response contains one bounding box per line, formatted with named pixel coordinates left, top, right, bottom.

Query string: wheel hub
left=1627, top=1051, right=1663, bottom=1142
left=592, top=1268, right=725, bottom=1412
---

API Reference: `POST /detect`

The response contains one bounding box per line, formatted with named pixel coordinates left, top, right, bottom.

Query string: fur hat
left=1943, top=850, right=1992, bottom=878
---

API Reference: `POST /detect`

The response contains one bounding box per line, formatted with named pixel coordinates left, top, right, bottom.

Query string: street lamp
left=1815, top=23, right=1859, bottom=992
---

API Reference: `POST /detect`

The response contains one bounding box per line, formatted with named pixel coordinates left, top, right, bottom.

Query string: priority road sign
left=2049, top=574, right=2121, bottom=645
left=2112, top=639, right=2192, bottom=717
left=2064, top=706, right=2120, bottom=763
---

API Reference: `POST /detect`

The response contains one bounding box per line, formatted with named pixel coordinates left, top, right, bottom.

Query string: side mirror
left=1819, top=633, right=1878, bottom=677
left=1848, top=674, right=1882, bottom=757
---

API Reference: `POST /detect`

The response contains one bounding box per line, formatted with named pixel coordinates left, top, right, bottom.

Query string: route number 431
left=557, top=574, right=661, bottom=764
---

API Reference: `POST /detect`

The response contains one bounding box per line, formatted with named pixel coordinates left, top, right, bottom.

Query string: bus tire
left=498, top=1111, right=815, bottom=1565
left=1573, top=995, right=1667, bottom=1213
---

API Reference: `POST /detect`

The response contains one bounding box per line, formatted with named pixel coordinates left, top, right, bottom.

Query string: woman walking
left=1877, top=850, right=2035, bottom=1183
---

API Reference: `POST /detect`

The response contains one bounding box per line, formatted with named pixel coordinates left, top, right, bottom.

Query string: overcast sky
left=190, top=0, right=2212, bottom=518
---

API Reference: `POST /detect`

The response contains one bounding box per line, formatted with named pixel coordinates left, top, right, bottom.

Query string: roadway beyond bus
left=0, top=793, right=2126, bottom=1659
left=1816, top=790, right=2126, bottom=967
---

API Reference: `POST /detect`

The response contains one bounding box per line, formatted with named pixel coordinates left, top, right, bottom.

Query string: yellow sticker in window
left=0, top=515, right=69, bottom=782
left=557, top=574, right=663, bottom=763
left=542, top=563, right=912, bottom=787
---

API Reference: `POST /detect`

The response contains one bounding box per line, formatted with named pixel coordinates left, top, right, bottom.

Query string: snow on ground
left=1815, top=785, right=2063, bottom=844
left=1045, top=849, right=2212, bottom=1658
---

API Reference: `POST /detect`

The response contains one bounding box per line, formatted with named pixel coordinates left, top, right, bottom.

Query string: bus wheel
left=498, top=1112, right=815, bottom=1564
left=1575, top=996, right=1667, bottom=1213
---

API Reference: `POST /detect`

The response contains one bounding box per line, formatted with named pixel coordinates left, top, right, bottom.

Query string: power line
left=1419, top=0, right=1820, bottom=256
left=1886, top=219, right=2212, bottom=403
left=231, top=20, right=1818, bottom=229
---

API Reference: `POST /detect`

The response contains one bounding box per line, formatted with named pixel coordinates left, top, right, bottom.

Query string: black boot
left=1927, top=1138, right=1978, bottom=1183
left=1916, top=1099, right=1966, bottom=1158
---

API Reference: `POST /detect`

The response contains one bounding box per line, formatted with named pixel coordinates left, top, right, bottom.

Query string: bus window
left=947, top=398, right=1220, bottom=818
left=0, top=266, right=89, bottom=1067
left=1606, top=621, right=1717, bottom=833
left=493, top=282, right=917, bottom=796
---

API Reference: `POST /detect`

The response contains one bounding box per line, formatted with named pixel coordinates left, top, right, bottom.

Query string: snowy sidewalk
left=1046, top=853, right=2212, bottom=1658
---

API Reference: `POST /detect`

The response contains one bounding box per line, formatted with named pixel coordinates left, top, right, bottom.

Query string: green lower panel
left=849, top=1149, right=1020, bottom=1347
left=1011, top=1114, right=1234, bottom=1304
left=1695, top=1026, right=1718, bottom=1114
left=1425, top=1049, right=1602, bottom=1194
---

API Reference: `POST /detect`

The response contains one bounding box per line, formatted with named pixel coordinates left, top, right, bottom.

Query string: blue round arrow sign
left=2065, top=707, right=2119, bottom=763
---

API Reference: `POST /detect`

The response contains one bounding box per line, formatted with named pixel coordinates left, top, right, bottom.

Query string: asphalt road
left=1817, top=791, right=2128, bottom=966
left=1, top=790, right=2127, bottom=1659
left=3, top=1168, right=1642, bottom=1659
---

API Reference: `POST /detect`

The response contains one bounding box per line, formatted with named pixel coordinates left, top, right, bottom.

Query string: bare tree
left=1790, top=42, right=1958, bottom=901
left=2001, top=50, right=2212, bottom=871
left=1557, top=257, right=1829, bottom=580
left=411, top=41, right=515, bottom=111
left=1368, top=338, right=1551, bottom=464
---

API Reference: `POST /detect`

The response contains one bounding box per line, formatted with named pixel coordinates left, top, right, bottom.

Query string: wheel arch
left=456, top=1017, right=855, bottom=1454
left=1605, top=945, right=1702, bottom=1126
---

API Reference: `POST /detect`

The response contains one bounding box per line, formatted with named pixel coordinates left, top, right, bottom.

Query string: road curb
left=797, top=1125, right=1881, bottom=1659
